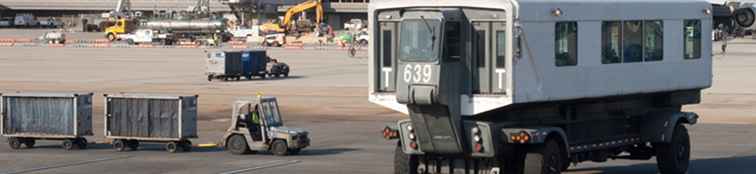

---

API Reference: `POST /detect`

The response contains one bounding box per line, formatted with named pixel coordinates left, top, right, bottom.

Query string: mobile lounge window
left=399, top=19, right=440, bottom=61
left=644, top=20, right=664, bottom=61
left=382, top=30, right=393, bottom=67
left=622, top=21, right=643, bottom=63
left=602, top=20, right=665, bottom=64
left=496, top=31, right=506, bottom=68
left=555, top=22, right=578, bottom=66
left=602, top=21, right=622, bottom=64
left=444, top=22, right=462, bottom=61
left=684, top=20, right=701, bottom=59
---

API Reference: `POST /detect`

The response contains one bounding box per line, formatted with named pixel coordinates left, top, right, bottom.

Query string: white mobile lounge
left=369, top=0, right=711, bottom=173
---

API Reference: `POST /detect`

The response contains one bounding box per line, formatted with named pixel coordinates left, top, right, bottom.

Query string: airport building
left=0, top=0, right=369, bottom=29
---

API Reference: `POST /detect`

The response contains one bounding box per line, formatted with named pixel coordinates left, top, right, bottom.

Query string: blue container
left=223, top=49, right=267, bottom=79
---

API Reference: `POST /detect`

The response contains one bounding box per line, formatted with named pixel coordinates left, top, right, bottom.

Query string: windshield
left=399, top=19, right=440, bottom=61
left=262, top=101, right=282, bottom=126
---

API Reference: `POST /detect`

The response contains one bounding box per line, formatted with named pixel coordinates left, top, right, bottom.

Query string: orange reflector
left=474, top=143, right=484, bottom=152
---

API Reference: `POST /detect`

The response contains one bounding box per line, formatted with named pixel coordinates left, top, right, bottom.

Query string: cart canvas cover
left=105, top=94, right=198, bottom=139
left=1, top=92, right=93, bottom=137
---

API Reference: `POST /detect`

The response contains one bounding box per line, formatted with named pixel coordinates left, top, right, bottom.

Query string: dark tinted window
left=622, top=21, right=643, bottom=63
left=644, top=20, right=664, bottom=61
left=555, top=22, right=578, bottom=66
left=602, top=21, right=622, bottom=64
left=444, top=22, right=461, bottom=61
left=684, top=20, right=701, bottom=59
left=495, top=31, right=506, bottom=68
left=382, top=30, right=392, bottom=67
left=475, top=30, right=486, bottom=67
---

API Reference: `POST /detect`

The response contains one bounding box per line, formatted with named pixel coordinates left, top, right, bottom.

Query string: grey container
left=104, top=94, right=198, bottom=142
left=1, top=92, right=93, bottom=138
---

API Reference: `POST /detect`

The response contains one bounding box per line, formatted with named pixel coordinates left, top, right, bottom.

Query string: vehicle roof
left=370, top=0, right=711, bottom=21
left=1, top=92, right=92, bottom=98
left=234, top=96, right=277, bottom=104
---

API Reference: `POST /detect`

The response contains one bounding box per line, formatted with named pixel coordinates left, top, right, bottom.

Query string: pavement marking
left=1, top=155, right=133, bottom=174
left=218, top=160, right=301, bottom=174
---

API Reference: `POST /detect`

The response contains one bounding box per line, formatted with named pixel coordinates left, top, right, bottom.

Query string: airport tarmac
left=0, top=38, right=754, bottom=174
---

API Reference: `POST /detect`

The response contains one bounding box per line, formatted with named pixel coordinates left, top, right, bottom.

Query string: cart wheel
left=62, top=139, right=76, bottom=151
left=8, top=138, right=22, bottom=149
left=166, top=142, right=179, bottom=153
left=77, top=138, right=88, bottom=149
left=245, top=75, right=253, bottom=80
left=23, top=139, right=35, bottom=148
left=271, top=140, right=289, bottom=156
left=127, top=140, right=139, bottom=150
left=181, top=140, right=192, bottom=152
left=207, top=75, right=213, bottom=82
left=113, top=139, right=128, bottom=152
left=227, top=134, right=251, bottom=155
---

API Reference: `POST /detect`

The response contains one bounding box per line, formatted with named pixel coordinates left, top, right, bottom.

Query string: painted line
left=1, top=155, right=133, bottom=174
left=218, top=160, right=301, bottom=174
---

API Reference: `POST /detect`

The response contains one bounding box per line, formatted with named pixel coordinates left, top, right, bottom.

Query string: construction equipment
left=260, top=0, right=323, bottom=34
left=221, top=96, right=309, bottom=156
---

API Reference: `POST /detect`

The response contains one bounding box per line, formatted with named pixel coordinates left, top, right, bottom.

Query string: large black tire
left=22, top=139, right=36, bottom=148
left=523, top=139, right=564, bottom=174
left=394, top=142, right=419, bottom=174
left=655, top=124, right=690, bottom=174
left=166, top=142, right=179, bottom=153
left=113, top=139, right=127, bottom=152
left=77, top=138, right=88, bottom=150
left=107, top=33, right=116, bottom=41
left=271, top=140, right=289, bottom=156
left=62, top=139, right=76, bottom=151
left=227, top=134, right=250, bottom=155
left=8, top=138, right=22, bottom=149
left=181, top=140, right=192, bottom=152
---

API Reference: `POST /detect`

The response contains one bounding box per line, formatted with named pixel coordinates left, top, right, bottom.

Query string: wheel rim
left=230, top=136, right=245, bottom=152
left=167, top=143, right=177, bottom=152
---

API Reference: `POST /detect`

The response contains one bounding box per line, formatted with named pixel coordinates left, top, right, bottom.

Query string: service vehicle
left=370, top=0, right=712, bottom=174
left=38, top=18, right=64, bottom=28
left=119, top=29, right=173, bottom=45
left=266, top=60, right=290, bottom=78
left=39, top=31, right=66, bottom=44
left=104, top=94, right=198, bottom=153
left=260, top=0, right=323, bottom=34
left=262, top=33, right=286, bottom=47
left=1, top=92, right=93, bottom=150
left=222, top=96, right=310, bottom=156
left=14, top=13, right=37, bottom=27
left=206, top=49, right=269, bottom=81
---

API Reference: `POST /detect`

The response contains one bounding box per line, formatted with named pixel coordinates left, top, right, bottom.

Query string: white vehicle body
left=368, top=0, right=713, bottom=116
left=344, top=18, right=366, bottom=31
left=119, top=29, right=170, bottom=44
left=40, top=31, right=66, bottom=44
left=229, top=26, right=259, bottom=38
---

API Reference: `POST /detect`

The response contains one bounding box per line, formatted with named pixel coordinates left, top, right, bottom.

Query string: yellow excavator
left=260, top=0, right=323, bottom=34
